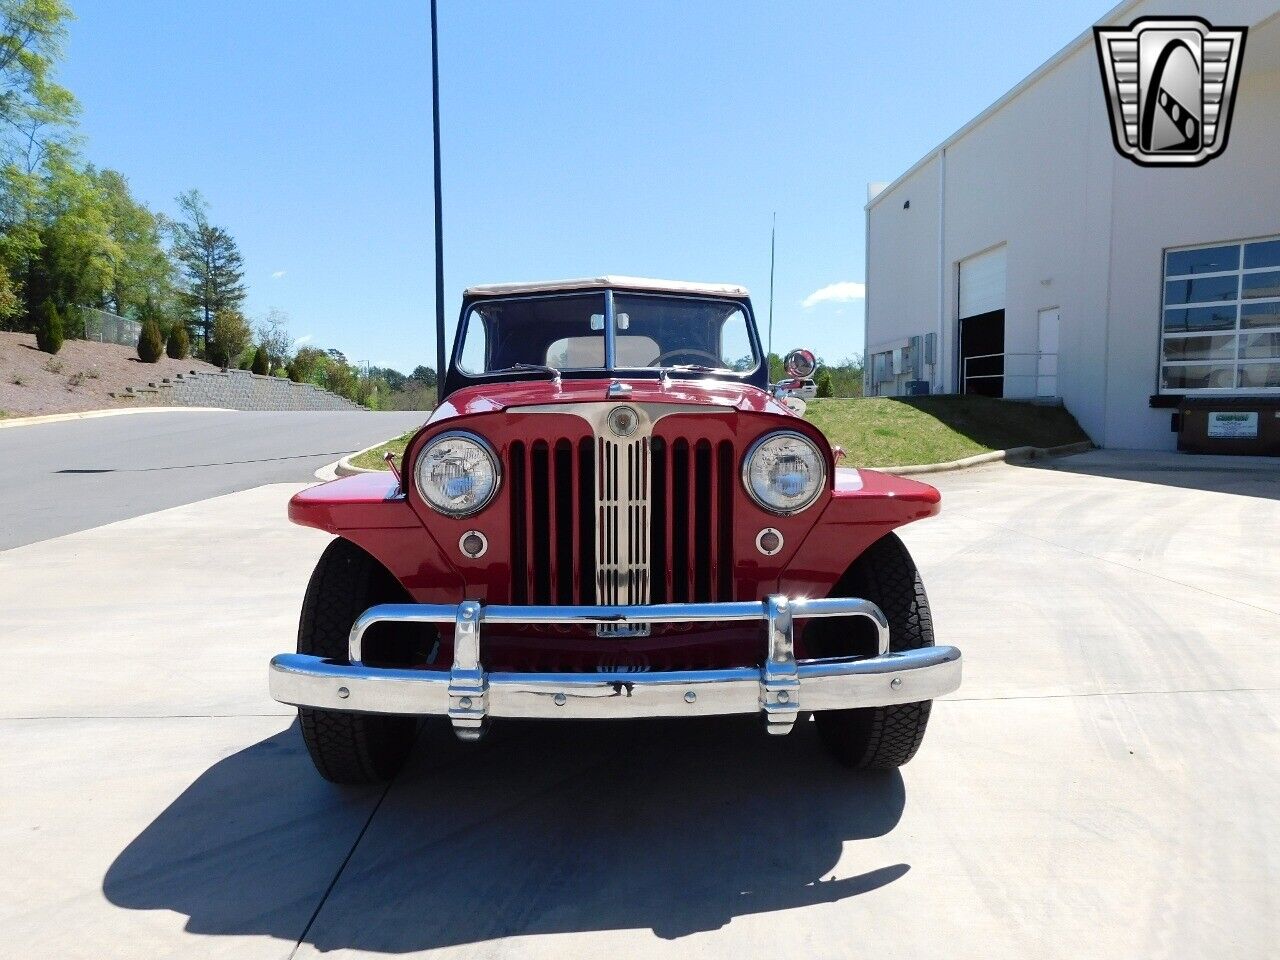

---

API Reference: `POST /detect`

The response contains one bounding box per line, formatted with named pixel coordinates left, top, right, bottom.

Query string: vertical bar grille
left=508, top=438, right=594, bottom=606
left=507, top=420, right=733, bottom=616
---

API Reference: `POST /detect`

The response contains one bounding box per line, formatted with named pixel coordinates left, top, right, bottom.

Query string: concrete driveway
left=1, top=451, right=1276, bottom=959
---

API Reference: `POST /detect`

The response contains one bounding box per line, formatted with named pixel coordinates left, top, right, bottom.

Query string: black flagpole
left=767, top=212, right=776, bottom=377
left=430, top=0, right=446, bottom=404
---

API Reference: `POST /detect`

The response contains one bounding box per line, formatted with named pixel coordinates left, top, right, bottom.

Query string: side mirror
left=784, top=348, right=817, bottom=379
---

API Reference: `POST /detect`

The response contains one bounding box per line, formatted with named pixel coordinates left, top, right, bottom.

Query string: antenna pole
left=430, top=0, right=446, bottom=405
left=767, top=212, right=776, bottom=376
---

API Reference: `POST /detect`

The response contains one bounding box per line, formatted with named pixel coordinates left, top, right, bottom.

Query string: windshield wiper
left=488, top=362, right=562, bottom=381
left=665, top=363, right=730, bottom=374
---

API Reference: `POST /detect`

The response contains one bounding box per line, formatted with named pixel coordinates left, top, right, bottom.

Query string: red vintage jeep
left=270, top=277, right=961, bottom=783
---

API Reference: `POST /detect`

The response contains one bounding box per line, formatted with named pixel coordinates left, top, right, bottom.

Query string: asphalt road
left=0, top=409, right=427, bottom=549
left=1, top=449, right=1276, bottom=959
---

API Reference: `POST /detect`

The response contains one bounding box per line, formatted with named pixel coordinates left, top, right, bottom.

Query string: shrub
left=288, top=347, right=326, bottom=384
left=43, top=357, right=64, bottom=374
left=273, top=367, right=288, bottom=377
left=251, top=344, right=269, bottom=375
left=166, top=325, right=189, bottom=360
left=816, top=370, right=834, bottom=398
left=208, top=308, right=252, bottom=368
left=137, top=317, right=165, bottom=363
left=67, top=371, right=86, bottom=389
left=35, top=299, right=64, bottom=354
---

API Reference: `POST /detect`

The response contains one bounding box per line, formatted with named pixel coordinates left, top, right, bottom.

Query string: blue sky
left=63, top=0, right=1110, bottom=374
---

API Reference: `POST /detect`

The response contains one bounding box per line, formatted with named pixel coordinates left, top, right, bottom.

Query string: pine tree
left=170, top=191, right=247, bottom=355
left=166, top=324, right=189, bottom=359
left=251, top=344, right=269, bottom=375
left=35, top=299, right=63, bottom=354
left=137, top=317, right=164, bottom=362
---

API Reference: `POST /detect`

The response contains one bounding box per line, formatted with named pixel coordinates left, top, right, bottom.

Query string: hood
left=426, top=377, right=799, bottom=427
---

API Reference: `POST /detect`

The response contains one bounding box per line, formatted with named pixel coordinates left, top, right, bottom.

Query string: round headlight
left=414, top=431, right=500, bottom=517
left=742, top=431, right=827, bottom=515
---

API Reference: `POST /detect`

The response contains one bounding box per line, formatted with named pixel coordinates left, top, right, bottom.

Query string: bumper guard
left=269, top=596, right=962, bottom=740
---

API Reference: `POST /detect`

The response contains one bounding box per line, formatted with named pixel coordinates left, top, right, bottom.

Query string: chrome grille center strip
left=596, top=431, right=650, bottom=635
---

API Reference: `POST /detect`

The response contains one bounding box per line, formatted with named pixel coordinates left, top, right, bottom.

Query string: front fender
left=779, top=468, right=940, bottom=599
left=289, top=474, right=464, bottom=601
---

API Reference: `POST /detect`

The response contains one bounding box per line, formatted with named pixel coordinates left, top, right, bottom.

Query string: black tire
left=296, top=538, right=418, bottom=784
left=810, top=532, right=935, bottom=769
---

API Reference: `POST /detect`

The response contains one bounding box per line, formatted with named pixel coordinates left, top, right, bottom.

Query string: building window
left=1161, top=235, right=1280, bottom=393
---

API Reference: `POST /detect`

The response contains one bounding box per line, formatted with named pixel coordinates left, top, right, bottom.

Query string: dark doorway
left=959, top=309, right=1005, bottom=397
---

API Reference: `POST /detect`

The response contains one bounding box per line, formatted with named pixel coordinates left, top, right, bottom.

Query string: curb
left=0, top=406, right=232, bottom=430
left=880, top=441, right=1094, bottom=476
left=317, top=436, right=404, bottom=481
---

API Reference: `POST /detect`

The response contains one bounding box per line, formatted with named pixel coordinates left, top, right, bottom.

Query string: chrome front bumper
left=269, top=596, right=962, bottom=740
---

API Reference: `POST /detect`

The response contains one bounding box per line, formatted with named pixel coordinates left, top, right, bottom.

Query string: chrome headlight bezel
left=413, top=430, right=501, bottom=518
left=741, top=430, right=827, bottom=516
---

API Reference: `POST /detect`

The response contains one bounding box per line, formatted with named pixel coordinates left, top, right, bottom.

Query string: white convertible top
left=463, top=275, right=749, bottom=298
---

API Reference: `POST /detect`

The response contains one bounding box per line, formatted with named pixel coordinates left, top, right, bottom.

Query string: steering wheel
left=651, top=348, right=723, bottom=368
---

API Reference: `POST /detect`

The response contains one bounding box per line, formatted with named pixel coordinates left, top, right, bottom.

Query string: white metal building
left=864, top=0, right=1280, bottom=449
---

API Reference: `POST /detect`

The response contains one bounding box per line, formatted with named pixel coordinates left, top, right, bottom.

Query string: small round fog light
left=459, top=530, right=488, bottom=559
left=756, top=527, right=784, bottom=556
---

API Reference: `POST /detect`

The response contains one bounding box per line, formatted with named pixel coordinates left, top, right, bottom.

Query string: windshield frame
left=443, top=287, right=767, bottom=399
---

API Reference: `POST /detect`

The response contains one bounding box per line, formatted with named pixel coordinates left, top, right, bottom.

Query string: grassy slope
left=350, top=430, right=416, bottom=470
left=349, top=396, right=1090, bottom=471
left=805, top=396, right=1089, bottom=467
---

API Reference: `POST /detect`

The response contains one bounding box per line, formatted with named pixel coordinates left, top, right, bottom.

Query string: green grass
left=805, top=396, right=1089, bottom=467
left=349, top=396, right=1090, bottom=472
left=350, top=430, right=416, bottom=470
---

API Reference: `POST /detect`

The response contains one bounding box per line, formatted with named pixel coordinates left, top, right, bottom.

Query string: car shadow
left=104, top=716, right=909, bottom=951
left=1010, top=447, right=1280, bottom=500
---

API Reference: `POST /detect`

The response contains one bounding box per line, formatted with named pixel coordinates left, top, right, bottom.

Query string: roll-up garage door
left=958, top=245, right=1006, bottom=396
left=959, top=246, right=1006, bottom=319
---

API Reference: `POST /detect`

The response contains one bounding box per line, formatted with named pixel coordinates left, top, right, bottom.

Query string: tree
left=33, top=295, right=60, bottom=352
left=170, top=190, right=246, bottom=354
left=137, top=315, right=163, bottom=363
left=816, top=369, right=834, bottom=398
left=0, top=166, right=40, bottom=325
left=207, top=307, right=250, bottom=368
left=0, top=263, right=17, bottom=319
left=369, top=365, right=406, bottom=391
left=251, top=343, right=269, bottom=375
left=96, top=168, right=172, bottom=317
left=0, top=1, right=78, bottom=173
left=287, top=346, right=326, bottom=383
left=824, top=354, right=864, bottom=398
left=24, top=147, right=119, bottom=323
left=766, top=353, right=784, bottom=383
left=165, top=322, right=188, bottom=359
left=409, top=364, right=437, bottom=388
left=255, top=308, right=292, bottom=370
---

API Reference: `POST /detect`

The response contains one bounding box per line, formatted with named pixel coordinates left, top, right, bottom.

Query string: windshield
left=455, top=291, right=760, bottom=377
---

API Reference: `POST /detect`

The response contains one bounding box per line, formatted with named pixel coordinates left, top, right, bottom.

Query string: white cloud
left=801, top=281, right=865, bottom=309
left=294, top=334, right=313, bottom=346
left=271, top=270, right=286, bottom=279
